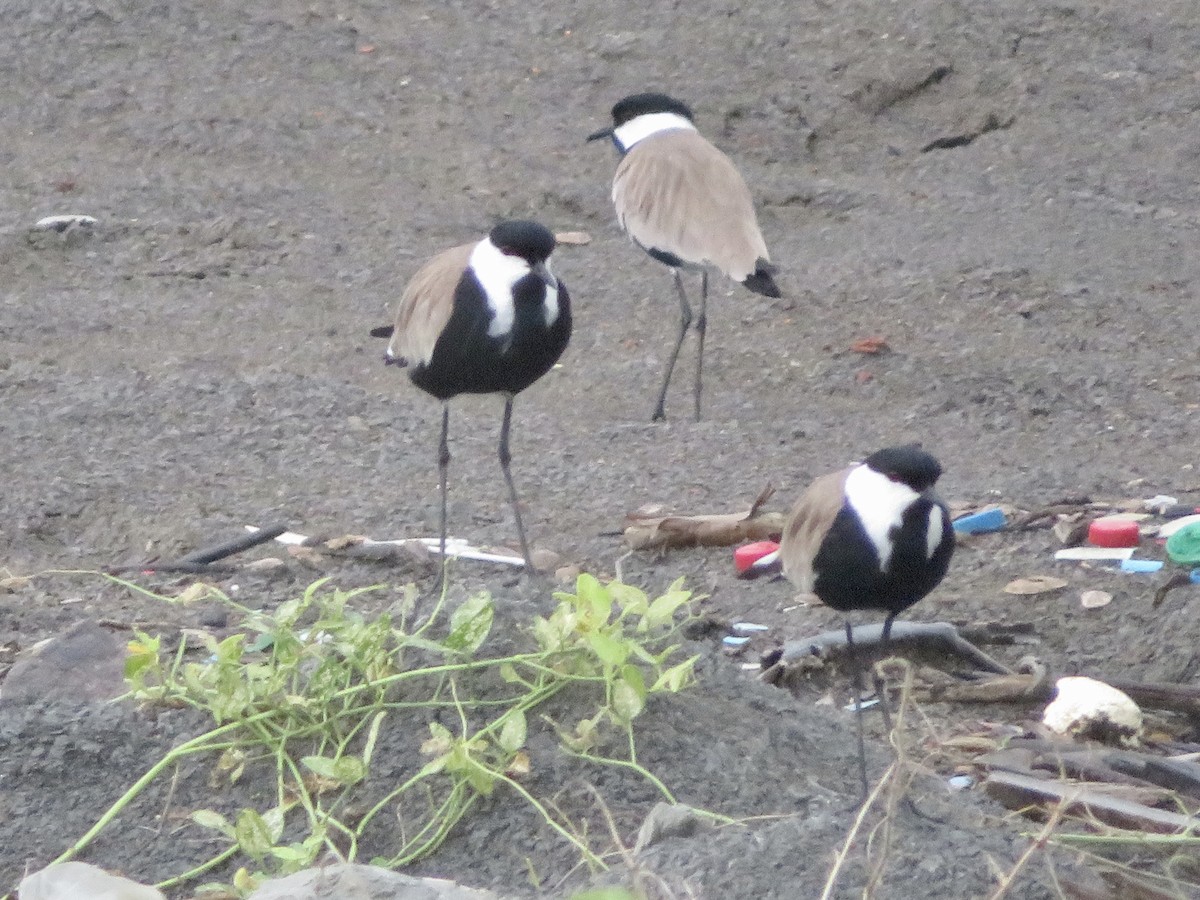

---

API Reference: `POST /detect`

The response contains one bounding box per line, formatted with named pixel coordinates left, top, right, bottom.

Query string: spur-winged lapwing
left=588, top=92, right=780, bottom=421
left=750, top=446, right=955, bottom=792
left=370, top=220, right=572, bottom=575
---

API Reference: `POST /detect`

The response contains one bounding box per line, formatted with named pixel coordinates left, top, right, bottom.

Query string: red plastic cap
left=734, top=540, right=780, bottom=573
left=1088, top=518, right=1141, bottom=548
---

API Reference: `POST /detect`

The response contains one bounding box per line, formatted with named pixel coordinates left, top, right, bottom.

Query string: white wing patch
left=613, top=112, right=697, bottom=152
left=843, top=464, right=919, bottom=572
left=469, top=238, right=529, bottom=339
left=926, top=505, right=945, bottom=559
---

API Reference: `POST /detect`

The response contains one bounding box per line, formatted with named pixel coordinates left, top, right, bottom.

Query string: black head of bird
left=588, top=91, right=780, bottom=422
left=369, top=219, right=572, bottom=576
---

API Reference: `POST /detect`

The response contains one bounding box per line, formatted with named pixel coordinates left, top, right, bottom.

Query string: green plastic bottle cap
left=1165, top=521, right=1200, bottom=566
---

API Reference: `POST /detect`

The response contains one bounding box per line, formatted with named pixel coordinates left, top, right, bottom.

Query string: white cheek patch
left=926, top=505, right=945, bottom=559
left=613, top=112, right=697, bottom=152
left=469, top=239, right=527, bottom=338
left=843, top=465, right=920, bottom=572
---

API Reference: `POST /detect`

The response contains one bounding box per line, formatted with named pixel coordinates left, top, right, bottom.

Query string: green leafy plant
left=54, top=573, right=699, bottom=896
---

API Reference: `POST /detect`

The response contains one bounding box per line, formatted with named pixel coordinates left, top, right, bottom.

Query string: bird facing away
left=587, top=92, right=781, bottom=422
left=370, top=220, right=572, bottom=574
left=752, top=446, right=955, bottom=793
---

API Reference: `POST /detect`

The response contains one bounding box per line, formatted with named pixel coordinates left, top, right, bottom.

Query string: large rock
left=247, top=864, right=509, bottom=900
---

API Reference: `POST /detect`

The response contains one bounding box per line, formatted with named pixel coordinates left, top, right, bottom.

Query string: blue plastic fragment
left=1190, top=569, right=1200, bottom=585
left=947, top=774, right=975, bottom=791
left=952, top=507, right=1007, bottom=534
left=1119, top=558, right=1164, bottom=574
left=722, top=635, right=751, bottom=647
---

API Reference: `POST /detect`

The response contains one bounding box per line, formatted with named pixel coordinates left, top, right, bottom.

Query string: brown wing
left=387, top=242, right=474, bottom=366
left=779, top=468, right=851, bottom=595
left=612, top=129, right=770, bottom=282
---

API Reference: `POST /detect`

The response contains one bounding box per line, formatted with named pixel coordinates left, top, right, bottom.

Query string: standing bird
left=750, top=446, right=955, bottom=792
left=587, top=92, right=781, bottom=422
left=370, top=220, right=571, bottom=574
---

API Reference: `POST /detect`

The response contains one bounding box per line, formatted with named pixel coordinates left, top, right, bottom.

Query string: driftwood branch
left=773, top=621, right=1014, bottom=675
left=623, top=484, right=785, bottom=550
left=984, top=769, right=1200, bottom=834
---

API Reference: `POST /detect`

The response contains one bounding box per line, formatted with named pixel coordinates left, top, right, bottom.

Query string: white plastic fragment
left=244, top=526, right=525, bottom=567
left=722, top=635, right=751, bottom=647
left=1160, top=514, right=1200, bottom=539
left=731, top=621, right=770, bottom=635
left=1143, top=495, right=1178, bottom=513
left=1054, top=546, right=1136, bottom=561
left=947, top=774, right=975, bottom=791
left=1042, top=676, right=1143, bottom=747
left=33, top=213, right=97, bottom=232
left=19, top=861, right=164, bottom=900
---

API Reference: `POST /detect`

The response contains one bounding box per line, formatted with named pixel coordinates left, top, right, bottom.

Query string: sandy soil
left=2, top=0, right=1199, bottom=897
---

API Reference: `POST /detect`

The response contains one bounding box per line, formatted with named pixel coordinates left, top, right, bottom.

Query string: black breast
left=813, top=498, right=954, bottom=617
left=409, top=271, right=572, bottom=401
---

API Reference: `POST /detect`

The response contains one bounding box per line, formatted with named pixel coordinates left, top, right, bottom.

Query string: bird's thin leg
left=846, top=619, right=870, bottom=802
left=435, top=403, right=451, bottom=589
left=651, top=269, right=693, bottom=422
left=692, top=270, right=708, bottom=422
left=874, top=614, right=897, bottom=738
left=498, top=395, right=535, bottom=571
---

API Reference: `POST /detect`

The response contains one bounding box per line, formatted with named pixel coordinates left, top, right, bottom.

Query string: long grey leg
left=692, top=270, right=708, bottom=422
left=846, top=620, right=870, bottom=801
left=651, top=269, right=693, bottom=422
left=498, top=396, right=535, bottom=570
left=874, top=614, right=897, bottom=736
left=436, top=403, right=451, bottom=586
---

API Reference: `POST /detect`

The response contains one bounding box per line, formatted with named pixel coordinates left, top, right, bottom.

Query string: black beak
left=586, top=126, right=613, bottom=143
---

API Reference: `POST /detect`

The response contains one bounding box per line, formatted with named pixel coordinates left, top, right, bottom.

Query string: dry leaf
left=0, top=575, right=31, bottom=593
left=554, top=230, right=591, bottom=245
left=849, top=336, right=890, bottom=354
left=1003, top=575, right=1069, bottom=595
left=1080, top=590, right=1113, bottom=609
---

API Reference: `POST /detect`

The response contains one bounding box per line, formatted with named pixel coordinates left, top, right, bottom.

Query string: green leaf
left=234, top=809, right=275, bottom=860
left=261, top=806, right=286, bottom=843
left=645, top=583, right=692, bottom=629
left=302, top=754, right=365, bottom=786
left=612, top=677, right=645, bottom=723
left=445, top=592, right=494, bottom=653
left=569, top=889, right=642, bottom=900
left=575, top=573, right=612, bottom=626
left=606, top=580, right=648, bottom=617
left=191, top=809, right=234, bottom=839
left=651, top=655, right=698, bottom=693
left=587, top=631, right=629, bottom=667
left=498, top=709, right=527, bottom=752
left=619, top=664, right=647, bottom=702
left=464, top=761, right=497, bottom=796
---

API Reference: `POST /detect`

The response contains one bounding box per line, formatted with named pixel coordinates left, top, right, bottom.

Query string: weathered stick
left=775, top=621, right=1014, bottom=675
left=984, top=769, right=1200, bottom=833
left=623, top=484, right=785, bottom=550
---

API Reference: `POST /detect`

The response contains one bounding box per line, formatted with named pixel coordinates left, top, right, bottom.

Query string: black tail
left=743, top=258, right=781, bottom=298
left=370, top=324, right=394, bottom=339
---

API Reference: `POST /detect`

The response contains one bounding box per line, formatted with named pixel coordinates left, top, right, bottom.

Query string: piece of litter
left=33, top=213, right=97, bottom=232
left=1119, top=558, right=1164, bottom=574
left=1143, top=494, right=1179, bottom=513
left=1192, top=569, right=1200, bottom=585
left=1165, top=521, right=1200, bottom=566
left=734, top=540, right=780, bottom=573
left=741, top=662, right=761, bottom=671
left=1003, top=575, right=1068, bottom=595
left=1158, top=514, right=1200, bottom=539
left=244, top=526, right=525, bottom=567
left=844, top=697, right=880, bottom=712
left=1088, top=517, right=1141, bottom=548
left=1055, top=547, right=1135, bottom=561
left=1080, top=590, right=1112, bottom=609
left=952, top=507, right=1007, bottom=534
left=731, top=622, right=770, bottom=635
left=947, top=774, right=975, bottom=791
left=722, top=635, right=751, bottom=648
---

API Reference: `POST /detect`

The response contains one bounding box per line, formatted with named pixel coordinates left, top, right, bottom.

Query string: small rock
left=1043, top=676, right=1143, bottom=747
left=633, top=802, right=708, bottom=854
left=19, top=861, right=164, bottom=900
left=0, top=619, right=127, bottom=706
